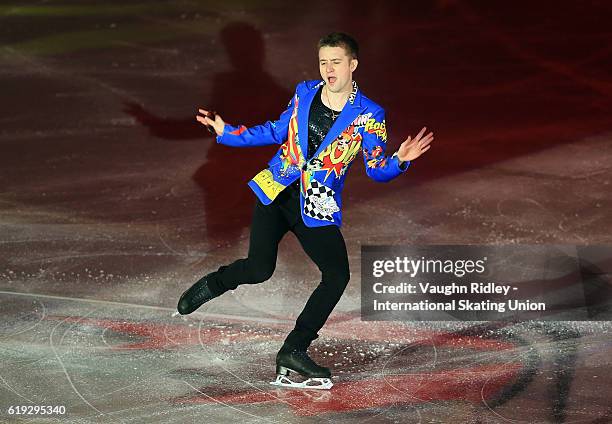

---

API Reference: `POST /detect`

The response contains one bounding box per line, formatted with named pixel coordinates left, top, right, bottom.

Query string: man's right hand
left=196, top=108, right=225, bottom=136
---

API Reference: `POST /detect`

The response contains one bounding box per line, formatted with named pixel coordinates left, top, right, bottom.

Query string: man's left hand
left=397, top=127, right=434, bottom=162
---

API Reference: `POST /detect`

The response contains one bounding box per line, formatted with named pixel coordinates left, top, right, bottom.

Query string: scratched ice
left=1, top=1, right=612, bottom=423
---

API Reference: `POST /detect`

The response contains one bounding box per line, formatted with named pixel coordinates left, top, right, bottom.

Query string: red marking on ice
left=44, top=316, right=282, bottom=350
left=43, top=314, right=516, bottom=352
left=176, top=363, right=522, bottom=416
left=322, top=314, right=516, bottom=351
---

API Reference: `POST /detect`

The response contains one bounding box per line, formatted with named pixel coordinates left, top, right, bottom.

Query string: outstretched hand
left=396, top=127, right=434, bottom=162
left=196, top=108, right=225, bottom=136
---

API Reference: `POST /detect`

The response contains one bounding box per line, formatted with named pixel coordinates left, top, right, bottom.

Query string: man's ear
left=350, top=58, right=358, bottom=72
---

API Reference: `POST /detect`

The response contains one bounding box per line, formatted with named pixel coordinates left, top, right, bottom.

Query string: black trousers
left=206, top=181, right=350, bottom=351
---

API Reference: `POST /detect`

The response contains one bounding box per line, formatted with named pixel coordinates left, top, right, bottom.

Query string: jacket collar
left=297, top=80, right=363, bottom=162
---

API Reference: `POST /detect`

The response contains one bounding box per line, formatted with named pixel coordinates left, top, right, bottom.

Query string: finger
left=414, top=126, right=427, bottom=141
left=421, top=133, right=434, bottom=142
left=420, top=145, right=432, bottom=154
left=419, top=137, right=433, bottom=148
left=198, top=108, right=209, bottom=115
left=418, top=138, right=432, bottom=148
left=196, top=115, right=213, bottom=127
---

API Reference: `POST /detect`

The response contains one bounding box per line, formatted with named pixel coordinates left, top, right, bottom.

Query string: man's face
left=318, top=46, right=358, bottom=93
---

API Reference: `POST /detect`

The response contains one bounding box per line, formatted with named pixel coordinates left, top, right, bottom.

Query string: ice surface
left=1, top=1, right=612, bottom=422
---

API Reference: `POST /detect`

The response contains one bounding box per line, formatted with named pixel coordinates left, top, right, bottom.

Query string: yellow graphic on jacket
left=252, top=169, right=286, bottom=201
left=315, top=124, right=362, bottom=181
left=364, top=118, right=387, bottom=142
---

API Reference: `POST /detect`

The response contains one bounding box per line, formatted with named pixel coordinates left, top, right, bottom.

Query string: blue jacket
left=216, top=79, right=410, bottom=228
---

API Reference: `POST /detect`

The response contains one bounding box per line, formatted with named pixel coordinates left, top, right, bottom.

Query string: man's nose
left=326, top=65, right=334, bottom=73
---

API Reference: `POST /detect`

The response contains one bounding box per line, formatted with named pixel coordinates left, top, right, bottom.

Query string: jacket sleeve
left=361, top=107, right=410, bottom=182
left=216, top=90, right=297, bottom=147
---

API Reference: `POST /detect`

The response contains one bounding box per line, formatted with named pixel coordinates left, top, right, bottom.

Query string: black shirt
left=290, top=86, right=339, bottom=190
left=307, top=85, right=339, bottom=160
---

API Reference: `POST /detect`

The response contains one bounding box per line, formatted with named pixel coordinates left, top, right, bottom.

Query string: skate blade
left=171, top=310, right=188, bottom=321
left=269, top=374, right=333, bottom=390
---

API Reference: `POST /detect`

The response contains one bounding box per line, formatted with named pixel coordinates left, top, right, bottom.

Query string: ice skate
left=270, top=348, right=333, bottom=390
left=176, top=275, right=218, bottom=315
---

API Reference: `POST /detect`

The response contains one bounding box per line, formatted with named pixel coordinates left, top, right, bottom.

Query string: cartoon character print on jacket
left=363, top=145, right=387, bottom=169
left=301, top=121, right=363, bottom=222
left=362, top=117, right=389, bottom=169
left=312, top=123, right=363, bottom=182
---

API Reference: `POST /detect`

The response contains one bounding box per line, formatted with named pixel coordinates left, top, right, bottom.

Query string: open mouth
left=328, top=76, right=337, bottom=84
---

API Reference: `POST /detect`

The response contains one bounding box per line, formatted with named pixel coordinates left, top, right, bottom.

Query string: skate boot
left=270, top=347, right=333, bottom=390
left=176, top=275, right=219, bottom=315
